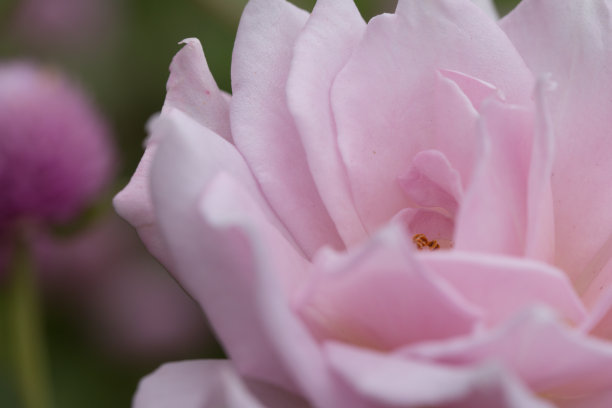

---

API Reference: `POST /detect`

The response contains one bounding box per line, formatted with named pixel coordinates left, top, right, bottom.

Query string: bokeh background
left=0, top=0, right=520, bottom=406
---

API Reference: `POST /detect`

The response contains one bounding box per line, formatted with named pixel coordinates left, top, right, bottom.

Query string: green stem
left=7, top=240, right=54, bottom=408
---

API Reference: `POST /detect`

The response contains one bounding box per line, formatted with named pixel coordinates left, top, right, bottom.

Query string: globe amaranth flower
left=0, top=62, right=115, bottom=230
left=116, top=0, right=612, bottom=406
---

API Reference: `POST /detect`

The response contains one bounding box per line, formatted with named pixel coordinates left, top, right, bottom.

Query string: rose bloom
left=116, top=0, right=612, bottom=407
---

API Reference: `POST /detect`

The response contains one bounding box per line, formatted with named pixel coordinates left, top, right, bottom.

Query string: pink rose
left=116, top=0, right=612, bottom=406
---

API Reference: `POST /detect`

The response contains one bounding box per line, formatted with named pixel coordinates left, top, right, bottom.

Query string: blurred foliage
left=0, top=0, right=520, bottom=406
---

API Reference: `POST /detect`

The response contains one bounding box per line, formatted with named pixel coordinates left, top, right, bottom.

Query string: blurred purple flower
left=0, top=62, right=115, bottom=230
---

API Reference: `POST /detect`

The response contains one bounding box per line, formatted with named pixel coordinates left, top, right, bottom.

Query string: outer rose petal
left=286, top=0, right=367, bottom=247
left=114, top=140, right=172, bottom=268
left=326, top=342, right=552, bottom=408
left=148, top=110, right=303, bottom=389
left=404, top=308, right=612, bottom=405
left=115, top=35, right=235, bottom=266
left=162, top=38, right=231, bottom=141
left=133, top=360, right=308, bottom=408
left=501, top=0, right=612, bottom=295
left=332, top=0, right=533, bottom=232
left=231, top=0, right=343, bottom=257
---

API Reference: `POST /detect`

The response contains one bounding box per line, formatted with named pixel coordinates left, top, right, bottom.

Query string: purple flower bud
left=0, top=62, right=115, bottom=229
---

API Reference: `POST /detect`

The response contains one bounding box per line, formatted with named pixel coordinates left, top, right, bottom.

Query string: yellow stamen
left=412, top=233, right=440, bottom=251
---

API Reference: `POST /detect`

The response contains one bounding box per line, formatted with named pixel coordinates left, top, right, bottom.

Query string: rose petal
left=404, top=307, right=612, bottom=404
left=231, top=0, right=343, bottom=257
left=286, top=0, right=367, bottom=247
left=294, top=225, right=481, bottom=351
left=332, top=0, right=532, bottom=231
left=454, top=78, right=556, bottom=261
left=556, top=390, right=612, bottom=408
left=501, top=0, right=612, bottom=292
left=162, top=38, right=231, bottom=141
left=133, top=360, right=307, bottom=408
left=419, top=251, right=587, bottom=326
left=581, top=286, right=612, bottom=341
left=454, top=100, right=532, bottom=256
left=398, top=149, right=463, bottom=216
left=581, top=242, right=612, bottom=308
left=148, top=111, right=303, bottom=389
left=326, top=342, right=552, bottom=407
left=114, top=140, right=172, bottom=268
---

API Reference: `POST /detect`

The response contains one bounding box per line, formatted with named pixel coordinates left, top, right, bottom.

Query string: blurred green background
left=0, top=0, right=520, bottom=407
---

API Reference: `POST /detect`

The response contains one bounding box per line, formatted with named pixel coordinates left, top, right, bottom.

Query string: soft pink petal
left=398, top=149, right=463, bottom=216
left=501, top=0, right=612, bottom=293
left=133, top=360, right=306, bottom=408
left=326, top=342, right=552, bottom=408
left=150, top=108, right=291, bottom=245
left=294, top=225, right=480, bottom=351
left=581, top=287, right=612, bottom=341
left=231, top=0, right=343, bottom=257
left=200, top=172, right=309, bottom=296
left=404, top=307, right=612, bottom=404
left=162, top=38, right=231, bottom=141
left=332, top=0, right=532, bottom=231
left=286, top=0, right=367, bottom=247
left=454, top=100, right=532, bottom=256
left=557, top=390, right=612, bottom=408
left=113, top=141, right=172, bottom=268
left=419, top=251, right=586, bottom=326
left=581, top=243, right=612, bottom=309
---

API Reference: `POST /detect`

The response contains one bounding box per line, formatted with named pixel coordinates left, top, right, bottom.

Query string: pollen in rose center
left=412, top=233, right=440, bottom=251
